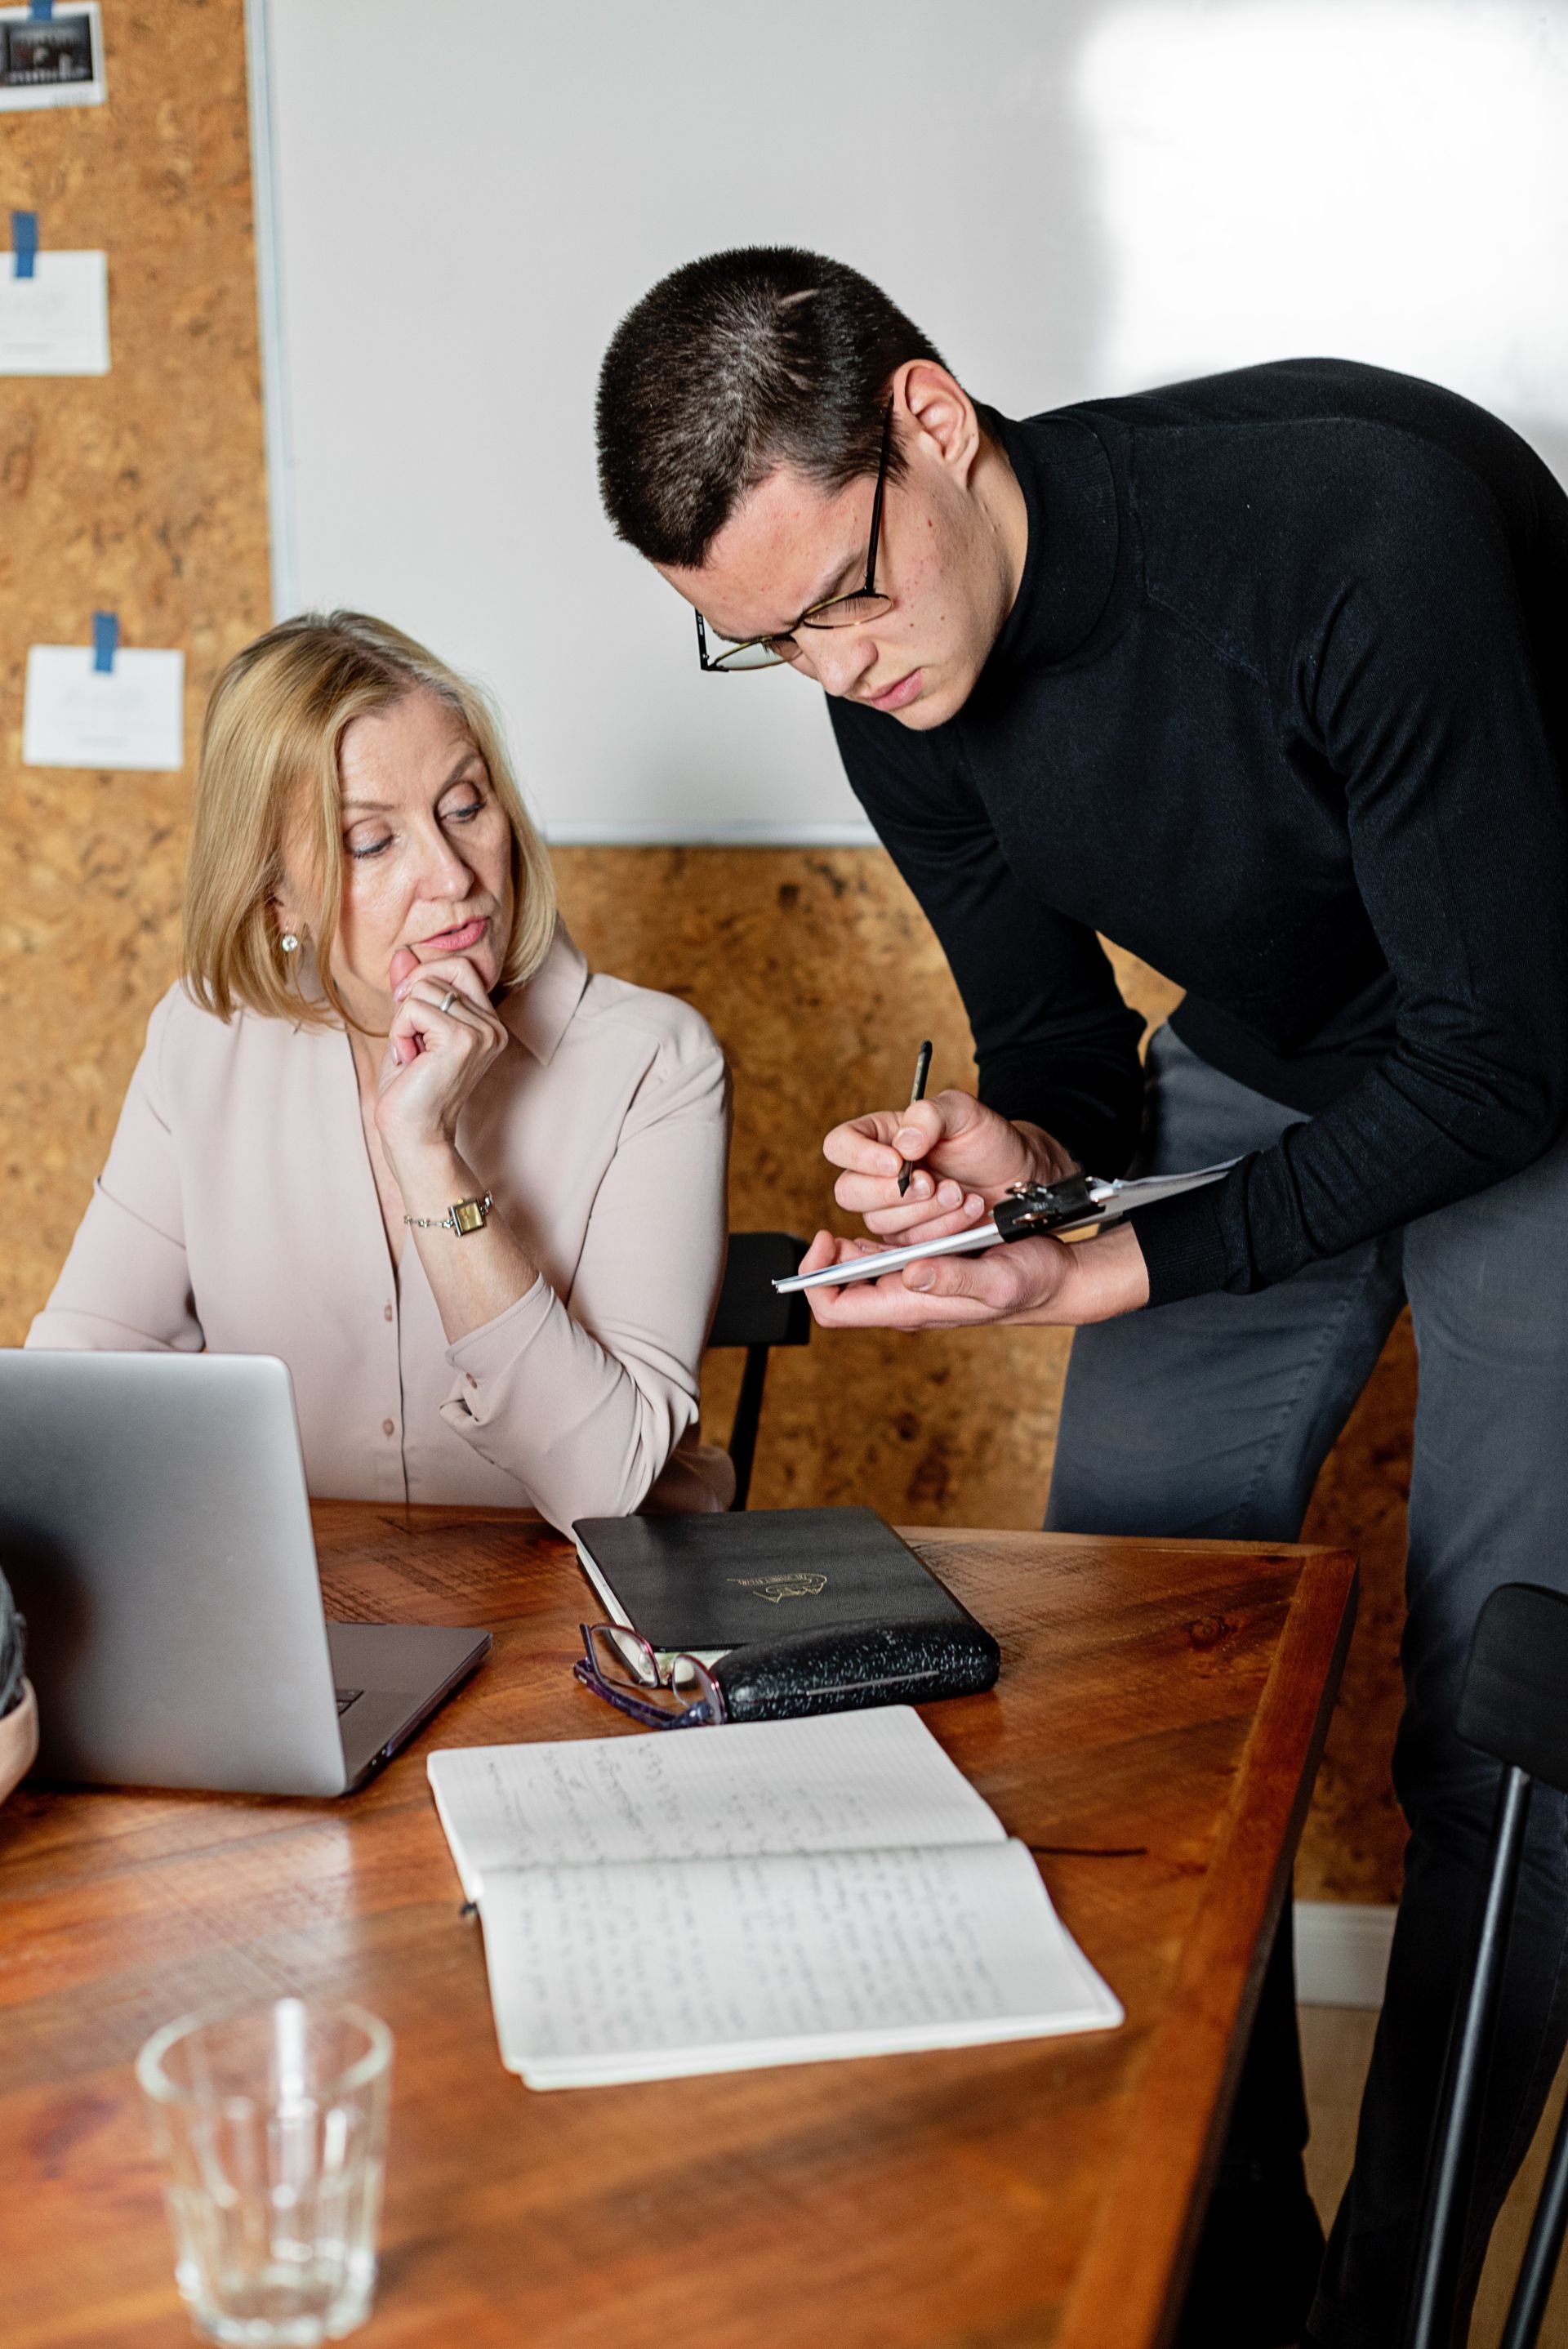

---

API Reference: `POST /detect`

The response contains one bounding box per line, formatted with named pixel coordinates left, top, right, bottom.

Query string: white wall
left=250, top=0, right=1568, bottom=843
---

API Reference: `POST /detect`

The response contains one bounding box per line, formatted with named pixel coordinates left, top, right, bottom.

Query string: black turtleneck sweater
left=828, top=360, right=1568, bottom=1305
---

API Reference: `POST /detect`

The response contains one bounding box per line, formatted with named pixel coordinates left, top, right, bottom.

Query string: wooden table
left=0, top=1507, right=1354, bottom=2349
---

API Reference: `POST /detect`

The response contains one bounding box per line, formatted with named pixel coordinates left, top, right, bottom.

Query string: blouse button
left=383, top=1304, right=394, bottom=1323
left=381, top=1417, right=395, bottom=1437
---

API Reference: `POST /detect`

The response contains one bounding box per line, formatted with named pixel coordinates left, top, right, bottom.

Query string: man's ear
left=894, top=359, right=982, bottom=485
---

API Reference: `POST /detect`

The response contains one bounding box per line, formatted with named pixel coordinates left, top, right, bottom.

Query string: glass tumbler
left=136, top=1997, right=393, bottom=2347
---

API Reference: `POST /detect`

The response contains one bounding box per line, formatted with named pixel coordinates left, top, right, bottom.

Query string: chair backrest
left=706, top=1234, right=809, bottom=1509
left=1458, top=1582, right=1568, bottom=1794
left=1405, top=1583, right=1568, bottom=2349
left=707, top=1233, right=812, bottom=1353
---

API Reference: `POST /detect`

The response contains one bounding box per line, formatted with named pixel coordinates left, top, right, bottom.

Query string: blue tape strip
left=92, top=612, right=118, bottom=674
left=29, top=1, right=56, bottom=20
left=11, top=213, right=38, bottom=282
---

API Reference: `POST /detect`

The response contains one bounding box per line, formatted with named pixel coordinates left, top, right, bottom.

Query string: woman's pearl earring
left=279, top=931, right=300, bottom=955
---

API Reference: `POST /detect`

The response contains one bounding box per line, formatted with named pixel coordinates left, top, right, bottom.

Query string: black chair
left=706, top=1232, right=810, bottom=1509
left=1404, top=1581, right=1568, bottom=2349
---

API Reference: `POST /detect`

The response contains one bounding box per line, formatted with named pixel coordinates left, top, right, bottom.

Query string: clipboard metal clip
left=992, top=1174, right=1106, bottom=1242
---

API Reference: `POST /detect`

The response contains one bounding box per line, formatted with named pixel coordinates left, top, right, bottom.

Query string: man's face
left=657, top=380, right=1023, bottom=732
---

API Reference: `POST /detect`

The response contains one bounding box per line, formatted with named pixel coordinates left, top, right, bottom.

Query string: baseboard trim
left=1294, top=1901, right=1396, bottom=2009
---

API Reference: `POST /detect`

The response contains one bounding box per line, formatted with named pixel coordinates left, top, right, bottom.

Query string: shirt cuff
left=443, top=1273, right=550, bottom=1407
left=978, top=1088, right=1141, bottom=1182
left=1127, top=1188, right=1230, bottom=1307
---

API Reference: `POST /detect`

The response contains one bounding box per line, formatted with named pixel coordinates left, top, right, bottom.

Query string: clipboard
left=773, top=1162, right=1239, bottom=1295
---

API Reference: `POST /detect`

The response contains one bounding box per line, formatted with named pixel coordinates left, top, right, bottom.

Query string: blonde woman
left=28, top=612, right=733, bottom=1526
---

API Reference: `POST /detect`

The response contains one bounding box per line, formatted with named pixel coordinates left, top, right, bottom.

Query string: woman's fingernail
left=938, top=1180, right=961, bottom=1207
left=906, top=1267, right=934, bottom=1292
left=964, top=1192, right=984, bottom=1216
left=894, top=1127, right=922, bottom=1152
left=911, top=1171, right=933, bottom=1199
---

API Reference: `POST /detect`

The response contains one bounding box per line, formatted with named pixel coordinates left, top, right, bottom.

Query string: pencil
left=897, top=1041, right=933, bottom=1196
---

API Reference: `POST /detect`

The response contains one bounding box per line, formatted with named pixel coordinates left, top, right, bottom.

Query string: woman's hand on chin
left=373, top=944, right=508, bottom=1180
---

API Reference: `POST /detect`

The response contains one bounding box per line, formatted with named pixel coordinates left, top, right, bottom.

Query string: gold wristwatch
left=403, top=1190, right=493, bottom=1237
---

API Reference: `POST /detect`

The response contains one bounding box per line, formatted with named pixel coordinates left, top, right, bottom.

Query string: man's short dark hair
left=596, top=246, right=946, bottom=569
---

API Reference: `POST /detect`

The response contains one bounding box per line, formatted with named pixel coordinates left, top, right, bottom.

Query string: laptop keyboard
left=335, top=1687, right=363, bottom=1715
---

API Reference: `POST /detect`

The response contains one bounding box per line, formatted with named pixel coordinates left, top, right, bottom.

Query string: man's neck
left=973, top=430, right=1031, bottom=645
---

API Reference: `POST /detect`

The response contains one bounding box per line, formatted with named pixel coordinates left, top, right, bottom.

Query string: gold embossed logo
left=728, top=1573, right=827, bottom=1605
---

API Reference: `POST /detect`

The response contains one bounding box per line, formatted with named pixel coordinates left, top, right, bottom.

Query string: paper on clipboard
left=773, top=1161, right=1239, bottom=1294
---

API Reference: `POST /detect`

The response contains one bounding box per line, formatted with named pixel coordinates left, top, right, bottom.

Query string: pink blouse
left=27, top=925, right=734, bottom=1527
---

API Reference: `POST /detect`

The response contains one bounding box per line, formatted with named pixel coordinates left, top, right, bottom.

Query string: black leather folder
left=571, top=1505, right=986, bottom=1654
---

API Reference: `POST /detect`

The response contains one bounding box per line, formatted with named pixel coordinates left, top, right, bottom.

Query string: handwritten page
left=23, top=644, right=184, bottom=771
left=429, top=1710, right=1124, bottom=2088
left=0, top=251, right=109, bottom=372
left=479, top=1840, right=1122, bottom=2087
left=427, top=1707, right=1004, bottom=1901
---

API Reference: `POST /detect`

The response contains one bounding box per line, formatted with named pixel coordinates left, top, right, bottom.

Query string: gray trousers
left=1045, top=1027, right=1568, bottom=2349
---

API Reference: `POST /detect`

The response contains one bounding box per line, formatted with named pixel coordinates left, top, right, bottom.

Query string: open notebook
left=427, top=1707, right=1122, bottom=2089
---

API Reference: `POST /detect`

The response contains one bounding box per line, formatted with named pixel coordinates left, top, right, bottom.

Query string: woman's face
left=287, top=687, right=516, bottom=1023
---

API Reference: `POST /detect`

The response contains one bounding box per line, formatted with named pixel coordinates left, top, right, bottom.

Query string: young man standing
left=595, top=248, right=1568, bottom=2349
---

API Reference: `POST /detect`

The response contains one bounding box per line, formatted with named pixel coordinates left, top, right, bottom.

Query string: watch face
left=451, top=1197, right=488, bottom=1237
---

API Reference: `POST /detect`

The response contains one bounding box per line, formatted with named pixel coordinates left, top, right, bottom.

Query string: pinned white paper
left=0, top=249, right=109, bottom=373
left=23, top=645, right=185, bottom=772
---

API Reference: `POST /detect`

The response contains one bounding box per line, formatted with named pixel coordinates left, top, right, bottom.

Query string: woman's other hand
left=822, top=1090, right=1078, bottom=1241
left=373, top=945, right=508, bottom=1179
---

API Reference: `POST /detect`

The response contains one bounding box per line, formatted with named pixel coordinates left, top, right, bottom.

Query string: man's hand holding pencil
left=800, top=1066, right=1151, bottom=1332
left=824, top=1086, right=1076, bottom=1246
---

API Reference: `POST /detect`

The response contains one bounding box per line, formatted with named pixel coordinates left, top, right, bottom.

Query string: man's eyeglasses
left=695, top=401, right=896, bottom=673
left=573, top=1622, right=728, bottom=1730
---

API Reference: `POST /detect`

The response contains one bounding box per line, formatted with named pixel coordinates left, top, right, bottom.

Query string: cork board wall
left=0, top=1, right=1407, bottom=1905
left=1, top=0, right=272, bottom=1286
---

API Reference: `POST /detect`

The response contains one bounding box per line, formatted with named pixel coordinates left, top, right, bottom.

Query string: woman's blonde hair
left=182, top=610, right=556, bottom=1027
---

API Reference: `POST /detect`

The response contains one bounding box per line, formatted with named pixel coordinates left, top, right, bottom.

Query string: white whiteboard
left=250, top=0, right=1568, bottom=843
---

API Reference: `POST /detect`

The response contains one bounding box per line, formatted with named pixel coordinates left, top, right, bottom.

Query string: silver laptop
left=0, top=1350, right=491, bottom=1795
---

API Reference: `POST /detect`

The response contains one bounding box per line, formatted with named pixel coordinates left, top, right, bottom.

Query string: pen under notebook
left=896, top=1041, right=933, bottom=1197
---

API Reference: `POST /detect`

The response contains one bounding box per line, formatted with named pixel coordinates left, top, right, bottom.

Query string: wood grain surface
left=0, top=1507, right=1355, bottom=2349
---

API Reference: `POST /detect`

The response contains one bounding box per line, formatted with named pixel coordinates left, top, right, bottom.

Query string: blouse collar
left=499, top=920, right=590, bottom=1066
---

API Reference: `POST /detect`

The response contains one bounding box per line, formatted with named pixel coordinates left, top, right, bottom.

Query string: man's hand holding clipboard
left=781, top=1076, right=1232, bottom=1333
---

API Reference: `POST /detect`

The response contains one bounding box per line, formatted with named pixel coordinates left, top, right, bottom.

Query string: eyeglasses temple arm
left=865, top=400, right=894, bottom=592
